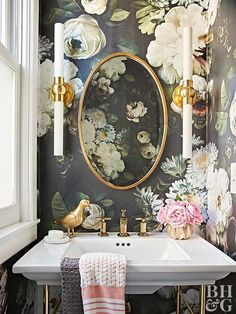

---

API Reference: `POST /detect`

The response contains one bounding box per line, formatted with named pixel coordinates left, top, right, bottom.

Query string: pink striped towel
left=79, top=252, right=126, bottom=314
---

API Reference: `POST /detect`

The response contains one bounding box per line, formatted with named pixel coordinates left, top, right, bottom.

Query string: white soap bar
left=48, top=230, right=64, bottom=239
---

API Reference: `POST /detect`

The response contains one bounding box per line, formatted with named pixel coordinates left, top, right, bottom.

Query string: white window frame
left=0, top=0, right=39, bottom=264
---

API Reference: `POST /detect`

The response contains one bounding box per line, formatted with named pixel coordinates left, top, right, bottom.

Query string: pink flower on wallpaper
left=157, top=200, right=203, bottom=228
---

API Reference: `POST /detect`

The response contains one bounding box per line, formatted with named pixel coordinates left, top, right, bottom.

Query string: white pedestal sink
left=13, top=232, right=236, bottom=294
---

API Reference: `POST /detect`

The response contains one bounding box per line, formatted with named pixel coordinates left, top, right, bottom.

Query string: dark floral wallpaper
left=2, top=0, right=236, bottom=313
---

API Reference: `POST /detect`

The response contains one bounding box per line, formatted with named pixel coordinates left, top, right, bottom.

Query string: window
left=0, top=43, right=20, bottom=228
left=0, top=0, right=39, bottom=264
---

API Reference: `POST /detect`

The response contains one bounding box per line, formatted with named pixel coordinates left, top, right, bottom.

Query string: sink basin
left=65, top=236, right=190, bottom=262
left=13, top=232, right=236, bottom=294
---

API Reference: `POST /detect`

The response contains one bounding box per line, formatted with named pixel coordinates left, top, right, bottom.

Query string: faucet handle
left=135, top=217, right=149, bottom=237
left=120, top=209, right=127, bottom=217
left=98, top=217, right=111, bottom=237
left=98, top=217, right=111, bottom=222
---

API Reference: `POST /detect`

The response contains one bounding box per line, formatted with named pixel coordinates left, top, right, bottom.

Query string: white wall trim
left=0, top=0, right=39, bottom=264
left=20, top=0, right=39, bottom=222
left=0, top=220, right=39, bottom=264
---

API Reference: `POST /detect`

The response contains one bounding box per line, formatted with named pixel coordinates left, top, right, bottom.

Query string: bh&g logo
left=206, top=285, right=232, bottom=312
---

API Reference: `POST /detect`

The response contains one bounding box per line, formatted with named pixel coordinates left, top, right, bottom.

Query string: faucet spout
left=118, top=209, right=130, bottom=237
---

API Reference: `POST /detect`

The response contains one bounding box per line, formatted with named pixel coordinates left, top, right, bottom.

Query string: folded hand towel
left=79, top=253, right=127, bottom=314
left=60, top=257, right=84, bottom=314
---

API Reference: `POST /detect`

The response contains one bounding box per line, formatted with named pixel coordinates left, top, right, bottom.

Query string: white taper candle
left=54, top=23, right=64, bottom=77
left=54, top=101, right=64, bottom=156
left=182, top=26, right=193, bottom=159
left=183, top=27, right=192, bottom=81
left=182, top=103, right=192, bottom=159
left=54, top=23, right=64, bottom=156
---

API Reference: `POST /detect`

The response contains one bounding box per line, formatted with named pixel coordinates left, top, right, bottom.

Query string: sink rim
left=64, top=234, right=191, bottom=263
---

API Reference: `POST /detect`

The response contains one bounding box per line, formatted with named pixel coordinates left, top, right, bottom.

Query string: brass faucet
left=118, top=209, right=129, bottom=237
left=135, top=218, right=149, bottom=237
left=98, top=217, right=111, bottom=237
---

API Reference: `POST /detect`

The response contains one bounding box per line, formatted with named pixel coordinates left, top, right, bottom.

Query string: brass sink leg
left=200, top=285, right=206, bottom=314
left=176, top=286, right=181, bottom=314
left=43, top=285, right=50, bottom=314
left=176, top=285, right=206, bottom=314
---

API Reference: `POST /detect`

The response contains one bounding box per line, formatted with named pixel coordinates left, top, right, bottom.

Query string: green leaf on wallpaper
left=110, top=9, right=130, bottom=22
left=221, top=80, right=230, bottom=110
left=117, top=38, right=139, bottom=55
left=123, top=172, right=134, bottom=180
left=102, top=0, right=118, bottom=19
left=233, top=48, right=236, bottom=59
left=57, top=0, right=82, bottom=12
left=100, top=199, right=114, bottom=207
left=94, top=192, right=107, bottom=202
left=124, top=74, right=135, bottom=82
left=136, top=5, right=154, bottom=19
left=77, top=192, right=90, bottom=201
left=226, top=67, right=236, bottom=81
left=42, top=8, right=75, bottom=24
left=175, top=194, right=182, bottom=201
left=51, top=192, right=68, bottom=219
left=215, top=111, right=228, bottom=136
left=133, top=1, right=150, bottom=10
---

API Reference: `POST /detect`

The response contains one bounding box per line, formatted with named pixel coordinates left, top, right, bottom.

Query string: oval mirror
left=78, top=52, right=168, bottom=190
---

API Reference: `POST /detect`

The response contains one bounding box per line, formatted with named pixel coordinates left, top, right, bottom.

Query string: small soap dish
left=44, top=230, right=70, bottom=244
left=44, top=235, right=70, bottom=244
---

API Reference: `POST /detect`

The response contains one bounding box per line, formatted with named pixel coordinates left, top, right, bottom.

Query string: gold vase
left=167, top=224, right=193, bottom=240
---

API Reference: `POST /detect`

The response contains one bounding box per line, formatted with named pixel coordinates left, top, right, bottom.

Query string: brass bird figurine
left=55, top=199, right=90, bottom=237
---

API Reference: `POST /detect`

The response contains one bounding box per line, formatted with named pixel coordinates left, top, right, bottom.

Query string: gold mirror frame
left=78, top=52, right=168, bottom=190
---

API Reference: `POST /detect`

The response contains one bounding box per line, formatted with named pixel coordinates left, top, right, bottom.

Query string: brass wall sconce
left=50, top=23, right=74, bottom=156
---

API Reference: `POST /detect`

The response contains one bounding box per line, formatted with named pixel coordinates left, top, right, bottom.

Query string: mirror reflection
left=78, top=53, right=167, bottom=189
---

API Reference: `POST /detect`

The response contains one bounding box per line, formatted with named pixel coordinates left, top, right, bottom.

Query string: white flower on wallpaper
left=38, top=59, right=83, bottom=137
left=185, top=143, right=218, bottom=189
left=172, top=0, right=209, bottom=9
left=166, top=179, right=208, bottom=221
left=64, top=15, right=106, bottom=59
left=161, top=154, right=186, bottom=178
left=126, top=101, right=148, bottom=123
left=99, top=57, right=127, bottom=82
left=93, top=77, right=114, bottom=96
left=95, top=124, right=116, bottom=144
left=207, top=168, right=233, bottom=246
left=146, top=4, right=209, bottom=84
left=229, top=91, right=236, bottom=136
left=38, top=35, right=53, bottom=62
left=81, top=0, right=108, bottom=15
left=86, top=108, right=107, bottom=128
left=96, top=142, right=125, bottom=179
left=134, top=186, right=164, bottom=220
left=208, top=0, right=221, bottom=26
left=81, top=119, right=96, bottom=156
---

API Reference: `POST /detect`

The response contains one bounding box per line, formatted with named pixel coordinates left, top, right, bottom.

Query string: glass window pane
left=0, top=0, right=2, bottom=43
left=0, top=56, right=16, bottom=208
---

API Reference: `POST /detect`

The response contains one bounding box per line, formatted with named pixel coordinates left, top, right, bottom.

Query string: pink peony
left=157, top=200, right=203, bottom=228
left=157, top=206, right=167, bottom=224
left=186, top=202, right=203, bottom=225
left=165, top=203, right=189, bottom=228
